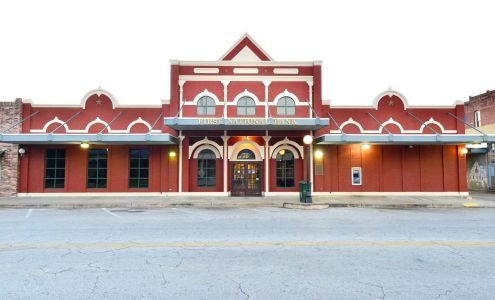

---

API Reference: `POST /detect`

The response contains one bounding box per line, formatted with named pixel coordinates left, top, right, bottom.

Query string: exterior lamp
left=18, top=148, right=26, bottom=157
left=362, top=144, right=370, bottom=150
left=315, top=150, right=323, bottom=159
left=461, top=148, right=468, bottom=155
left=80, top=142, right=89, bottom=149
left=302, top=134, right=313, bottom=204
left=279, top=149, right=285, bottom=156
left=169, top=151, right=177, bottom=157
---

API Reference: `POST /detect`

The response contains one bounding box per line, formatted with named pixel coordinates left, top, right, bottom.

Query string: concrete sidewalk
left=1, top=193, right=495, bottom=209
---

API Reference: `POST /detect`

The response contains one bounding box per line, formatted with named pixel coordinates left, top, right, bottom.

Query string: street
left=1, top=207, right=494, bottom=299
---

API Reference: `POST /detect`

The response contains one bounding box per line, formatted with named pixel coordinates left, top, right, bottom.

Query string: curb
left=0, top=202, right=491, bottom=209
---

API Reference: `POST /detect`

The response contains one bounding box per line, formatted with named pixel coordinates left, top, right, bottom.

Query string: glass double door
left=231, top=162, right=262, bottom=196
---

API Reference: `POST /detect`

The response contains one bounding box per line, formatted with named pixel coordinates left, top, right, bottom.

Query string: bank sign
left=165, top=117, right=329, bottom=131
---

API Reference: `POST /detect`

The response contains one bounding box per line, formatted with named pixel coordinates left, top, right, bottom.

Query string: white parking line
left=24, top=209, right=33, bottom=219
left=101, top=208, right=121, bottom=218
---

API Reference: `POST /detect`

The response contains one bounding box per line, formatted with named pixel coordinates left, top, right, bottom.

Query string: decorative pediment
left=220, top=33, right=273, bottom=62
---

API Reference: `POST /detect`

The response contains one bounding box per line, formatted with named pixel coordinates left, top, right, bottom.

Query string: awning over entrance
left=0, top=133, right=179, bottom=144
left=315, top=134, right=493, bottom=144
left=164, top=117, right=329, bottom=131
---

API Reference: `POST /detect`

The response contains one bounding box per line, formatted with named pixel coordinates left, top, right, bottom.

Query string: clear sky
left=0, top=0, right=493, bottom=106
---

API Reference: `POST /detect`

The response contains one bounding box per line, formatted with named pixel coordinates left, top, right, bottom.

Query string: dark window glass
left=87, top=149, right=108, bottom=189
left=129, top=149, right=149, bottom=188
left=276, top=96, right=296, bottom=116
left=237, top=149, right=255, bottom=160
left=237, top=96, right=256, bottom=116
left=197, top=149, right=216, bottom=187
left=276, top=150, right=295, bottom=188
left=197, top=96, right=216, bottom=116
left=44, top=149, right=65, bottom=188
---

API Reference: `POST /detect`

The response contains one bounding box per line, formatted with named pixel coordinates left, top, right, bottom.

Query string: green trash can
left=299, top=181, right=308, bottom=203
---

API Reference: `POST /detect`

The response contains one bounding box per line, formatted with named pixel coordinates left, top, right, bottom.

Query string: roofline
left=219, top=33, right=274, bottom=61
left=170, top=60, right=322, bottom=67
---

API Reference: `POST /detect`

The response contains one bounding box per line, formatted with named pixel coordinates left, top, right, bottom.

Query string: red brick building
left=464, top=90, right=495, bottom=190
left=0, top=34, right=474, bottom=196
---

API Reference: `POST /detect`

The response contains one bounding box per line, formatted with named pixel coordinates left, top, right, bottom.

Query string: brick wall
left=464, top=90, right=495, bottom=134
left=0, top=99, right=22, bottom=197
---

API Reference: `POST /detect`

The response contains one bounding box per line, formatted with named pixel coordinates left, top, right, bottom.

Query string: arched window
left=237, top=149, right=255, bottom=160
left=237, top=96, right=256, bottom=116
left=197, top=96, right=216, bottom=115
left=276, top=96, right=296, bottom=116
left=197, top=149, right=216, bottom=187
left=276, top=150, right=295, bottom=187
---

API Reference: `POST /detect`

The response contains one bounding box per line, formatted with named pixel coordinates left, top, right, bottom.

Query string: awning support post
left=327, top=112, right=344, bottom=134
left=0, top=111, right=39, bottom=134
left=98, top=112, right=124, bottom=134
left=407, top=112, right=439, bottom=134
left=367, top=112, right=392, bottom=134
left=49, top=111, right=81, bottom=134
left=447, top=112, right=486, bottom=136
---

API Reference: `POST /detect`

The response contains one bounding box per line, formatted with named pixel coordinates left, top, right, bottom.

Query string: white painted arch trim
left=373, top=89, right=408, bottom=110
left=36, top=117, right=69, bottom=133
left=188, top=137, right=223, bottom=159
left=187, top=89, right=222, bottom=105
left=231, top=89, right=262, bottom=105
left=81, top=88, right=119, bottom=109
left=191, top=144, right=222, bottom=159
left=270, top=145, right=301, bottom=159
left=331, top=117, right=457, bottom=134
left=269, top=89, right=307, bottom=106
left=269, top=137, right=304, bottom=158
left=228, top=139, right=264, bottom=161
left=30, top=117, right=161, bottom=134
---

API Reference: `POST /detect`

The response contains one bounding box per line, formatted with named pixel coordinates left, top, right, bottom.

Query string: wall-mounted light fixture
left=315, top=150, right=323, bottom=159
left=80, top=142, right=90, bottom=149
left=18, top=148, right=26, bottom=157
left=169, top=151, right=177, bottom=157
left=278, top=149, right=285, bottom=156
left=461, top=148, right=468, bottom=155
left=362, top=144, right=370, bottom=150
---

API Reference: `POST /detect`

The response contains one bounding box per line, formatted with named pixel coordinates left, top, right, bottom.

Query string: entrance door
left=231, top=162, right=262, bottom=196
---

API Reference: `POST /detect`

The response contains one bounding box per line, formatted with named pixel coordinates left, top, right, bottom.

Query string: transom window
left=197, top=96, right=216, bottom=116
left=44, top=149, right=65, bottom=189
left=237, top=96, right=256, bottom=116
left=276, top=150, right=295, bottom=188
left=237, top=149, right=255, bottom=160
left=197, top=149, right=216, bottom=187
left=276, top=96, right=296, bottom=116
left=129, top=149, right=149, bottom=189
left=87, top=149, right=108, bottom=188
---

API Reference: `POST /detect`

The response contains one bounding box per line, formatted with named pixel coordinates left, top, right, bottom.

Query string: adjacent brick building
left=0, top=99, right=22, bottom=196
left=464, top=90, right=495, bottom=190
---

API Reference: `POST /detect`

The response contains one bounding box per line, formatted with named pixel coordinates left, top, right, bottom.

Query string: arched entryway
left=230, top=148, right=263, bottom=196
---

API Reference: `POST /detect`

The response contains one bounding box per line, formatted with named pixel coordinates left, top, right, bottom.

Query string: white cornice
left=175, top=61, right=320, bottom=67
left=178, top=75, right=313, bottom=82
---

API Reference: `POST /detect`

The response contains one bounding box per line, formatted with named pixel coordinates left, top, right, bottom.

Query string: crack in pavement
left=175, top=250, right=184, bottom=268
left=359, top=281, right=386, bottom=299
left=436, top=289, right=453, bottom=298
left=91, top=276, right=100, bottom=296
left=229, top=277, right=250, bottom=300
left=161, top=273, right=168, bottom=287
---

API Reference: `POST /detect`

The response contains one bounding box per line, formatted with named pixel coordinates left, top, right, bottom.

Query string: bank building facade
left=0, top=34, right=472, bottom=197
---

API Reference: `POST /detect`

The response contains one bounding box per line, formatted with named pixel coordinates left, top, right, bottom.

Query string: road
left=1, top=207, right=494, bottom=299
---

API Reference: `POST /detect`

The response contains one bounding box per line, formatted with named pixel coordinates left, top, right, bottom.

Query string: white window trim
left=231, top=90, right=261, bottom=105
left=474, top=110, right=481, bottom=128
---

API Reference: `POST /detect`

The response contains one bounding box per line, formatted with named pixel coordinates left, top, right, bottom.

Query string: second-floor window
left=237, top=96, right=256, bottom=116
left=276, top=96, right=296, bottom=116
left=474, top=110, right=481, bottom=127
left=197, top=96, right=216, bottom=115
